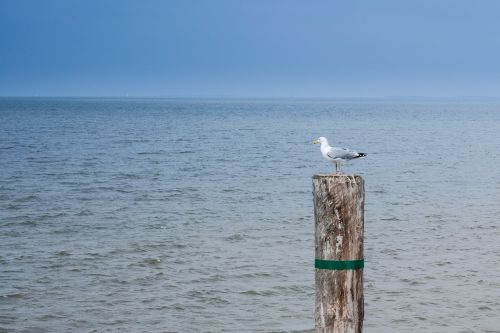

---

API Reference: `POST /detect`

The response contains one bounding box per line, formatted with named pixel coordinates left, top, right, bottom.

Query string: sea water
left=1, top=98, right=500, bottom=332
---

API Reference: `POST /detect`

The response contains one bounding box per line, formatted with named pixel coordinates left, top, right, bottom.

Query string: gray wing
left=327, top=147, right=362, bottom=160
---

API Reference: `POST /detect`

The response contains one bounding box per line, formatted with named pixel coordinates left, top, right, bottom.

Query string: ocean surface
left=1, top=98, right=500, bottom=333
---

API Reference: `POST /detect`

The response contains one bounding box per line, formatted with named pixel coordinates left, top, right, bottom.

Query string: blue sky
left=1, top=0, right=500, bottom=97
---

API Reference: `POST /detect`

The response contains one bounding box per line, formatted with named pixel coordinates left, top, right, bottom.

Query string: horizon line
left=1, top=95, right=500, bottom=100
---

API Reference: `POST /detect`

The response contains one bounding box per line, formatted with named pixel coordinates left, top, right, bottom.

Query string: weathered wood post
left=313, top=174, right=364, bottom=333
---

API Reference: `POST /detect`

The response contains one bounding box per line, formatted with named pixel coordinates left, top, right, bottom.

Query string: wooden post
left=313, top=174, right=364, bottom=333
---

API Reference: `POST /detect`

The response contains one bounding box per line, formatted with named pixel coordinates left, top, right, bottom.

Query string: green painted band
left=315, top=259, right=364, bottom=270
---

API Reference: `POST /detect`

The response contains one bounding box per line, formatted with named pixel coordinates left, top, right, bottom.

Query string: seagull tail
left=357, top=152, right=367, bottom=158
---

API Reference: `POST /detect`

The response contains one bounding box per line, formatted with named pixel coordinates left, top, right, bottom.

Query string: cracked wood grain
left=313, top=174, right=364, bottom=333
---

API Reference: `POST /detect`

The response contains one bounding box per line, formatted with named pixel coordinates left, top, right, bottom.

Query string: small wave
left=113, top=173, right=142, bottom=180
left=141, top=298, right=156, bottom=304
left=137, top=151, right=164, bottom=155
left=436, top=261, right=452, bottom=266
left=51, top=227, right=77, bottom=235
left=380, top=217, right=401, bottom=221
left=224, top=234, right=245, bottom=242
left=236, top=272, right=273, bottom=278
left=468, top=224, right=498, bottom=230
left=113, top=139, right=151, bottom=144
left=115, top=188, right=133, bottom=193
left=109, top=278, right=128, bottom=285
left=76, top=196, right=92, bottom=201
left=59, top=181, right=87, bottom=186
left=240, top=290, right=277, bottom=296
left=143, top=258, right=161, bottom=265
left=96, top=186, right=115, bottom=191
left=4, top=218, right=37, bottom=227
left=14, top=195, right=41, bottom=203
left=0, top=292, right=24, bottom=299
left=75, top=210, right=93, bottom=216
left=222, top=188, right=240, bottom=193
left=83, top=252, right=106, bottom=260
left=192, top=274, right=226, bottom=283
left=203, top=296, right=231, bottom=305
left=38, top=212, right=67, bottom=221
left=171, top=303, right=184, bottom=310
left=147, top=224, right=172, bottom=230
left=272, top=285, right=310, bottom=293
left=148, top=305, right=169, bottom=310
left=409, top=280, right=424, bottom=286
left=79, top=187, right=98, bottom=194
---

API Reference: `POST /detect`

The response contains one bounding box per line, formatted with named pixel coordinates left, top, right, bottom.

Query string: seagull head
left=312, top=137, right=328, bottom=145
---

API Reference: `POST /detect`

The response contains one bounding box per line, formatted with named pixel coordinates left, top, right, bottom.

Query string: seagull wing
left=327, top=147, right=364, bottom=160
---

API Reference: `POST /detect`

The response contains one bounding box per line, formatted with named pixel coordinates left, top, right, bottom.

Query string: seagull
left=312, top=136, right=366, bottom=173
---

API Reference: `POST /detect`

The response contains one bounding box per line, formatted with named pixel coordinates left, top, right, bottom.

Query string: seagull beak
left=312, top=140, right=319, bottom=144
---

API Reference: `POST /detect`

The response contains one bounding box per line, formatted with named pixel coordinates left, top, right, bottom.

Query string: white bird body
left=320, top=141, right=335, bottom=160
left=313, top=136, right=366, bottom=173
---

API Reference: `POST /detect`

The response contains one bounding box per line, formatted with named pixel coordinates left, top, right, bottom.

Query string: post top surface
left=312, top=174, right=363, bottom=180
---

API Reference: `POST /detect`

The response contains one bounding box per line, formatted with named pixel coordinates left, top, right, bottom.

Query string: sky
left=1, top=0, right=500, bottom=98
